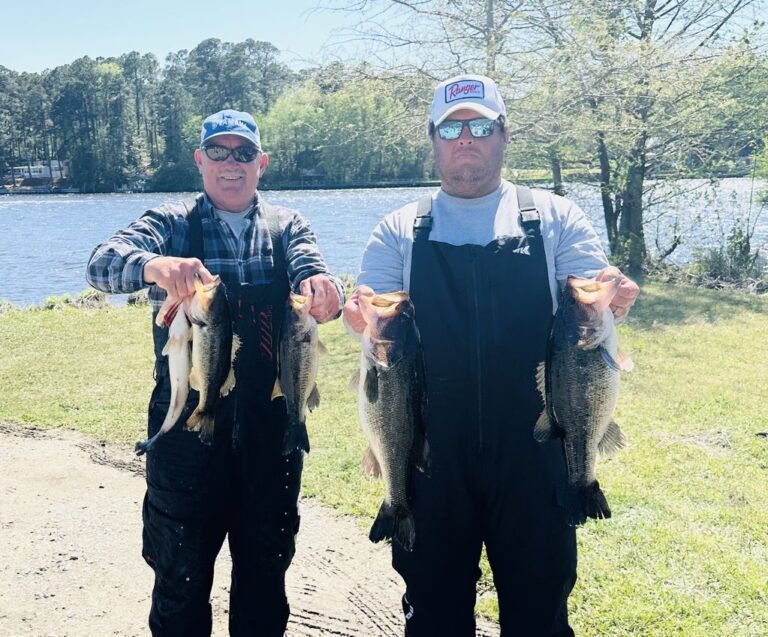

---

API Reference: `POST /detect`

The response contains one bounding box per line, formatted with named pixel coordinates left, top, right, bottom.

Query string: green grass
left=1, top=282, right=767, bottom=635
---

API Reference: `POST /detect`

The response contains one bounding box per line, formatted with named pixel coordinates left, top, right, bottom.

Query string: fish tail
left=282, top=419, right=310, bottom=455
left=186, top=409, right=214, bottom=442
left=583, top=481, right=612, bottom=520
left=369, top=502, right=416, bottom=552
left=134, top=434, right=160, bottom=456
left=566, top=481, right=612, bottom=526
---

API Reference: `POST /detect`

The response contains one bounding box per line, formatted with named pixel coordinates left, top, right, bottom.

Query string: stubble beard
left=435, top=145, right=505, bottom=198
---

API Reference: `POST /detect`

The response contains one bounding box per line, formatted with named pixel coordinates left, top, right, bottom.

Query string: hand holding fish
left=299, top=274, right=341, bottom=323
left=596, top=266, right=639, bottom=321
left=143, top=256, right=216, bottom=298
left=342, top=285, right=375, bottom=335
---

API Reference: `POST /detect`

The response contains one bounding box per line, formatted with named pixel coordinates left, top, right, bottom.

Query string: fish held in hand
left=357, top=291, right=429, bottom=552
left=186, top=276, right=239, bottom=444
left=535, top=276, right=632, bottom=525
left=135, top=297, right=192, bottom=455
left=273, top=292, right=323, bottom=455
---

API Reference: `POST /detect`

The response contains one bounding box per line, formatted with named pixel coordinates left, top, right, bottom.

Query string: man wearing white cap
left=88, top=109, right=343, bottom=636
left=344, top=75, right=638, bottom=635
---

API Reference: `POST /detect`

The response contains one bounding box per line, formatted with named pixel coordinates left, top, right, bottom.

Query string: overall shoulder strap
left=413, top=193, right=434, bottom=240
left=183, top=193, right=205, bottom=261
left=515, top=185, right=541, bottom=237
left=261, top=201, right=286, bottom=280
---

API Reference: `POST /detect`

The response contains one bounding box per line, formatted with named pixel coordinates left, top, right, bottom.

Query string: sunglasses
left=201, top=144, right=259, bottom=163
left=437, top=118, right=497, bottom=140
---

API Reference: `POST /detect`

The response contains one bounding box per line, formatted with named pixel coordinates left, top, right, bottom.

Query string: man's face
left=432, top=108, right=509, bottom=197
left=194, top=134, right=269, bottom=212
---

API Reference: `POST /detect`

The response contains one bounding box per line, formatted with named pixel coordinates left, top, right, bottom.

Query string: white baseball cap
left=429, top=74, right=507, bottom=126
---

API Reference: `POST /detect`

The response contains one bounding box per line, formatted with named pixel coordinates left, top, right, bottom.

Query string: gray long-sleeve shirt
left=357, top=180, right=608, bottom=311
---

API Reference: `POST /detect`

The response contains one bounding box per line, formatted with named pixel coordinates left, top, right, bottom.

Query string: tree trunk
left=549, top=148, right=564, bottom=196
left=485, top=0, right=495, bottom=76
left=619, top=133, right=648, bottom=274
left=595, top=129, right=619, bottom=254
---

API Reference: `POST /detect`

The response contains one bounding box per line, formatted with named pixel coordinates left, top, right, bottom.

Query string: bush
left=74, top=289, right=109, bottom=309
left=684, top=224, right=768, bottom=292
left=127, top=289, right=150, bottom=306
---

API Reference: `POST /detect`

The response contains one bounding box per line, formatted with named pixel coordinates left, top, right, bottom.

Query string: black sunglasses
left=437, top=118, right=496, bottom=140
left=201, top=144, right=259, bottom=163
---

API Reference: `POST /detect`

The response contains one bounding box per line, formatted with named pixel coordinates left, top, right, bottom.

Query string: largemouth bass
left=535, top=276, right=632, bottom=525
left=274, top=292, right=322, bottom=455
left=186, top=276, right=239, bottom=443
left=357, top=291, right=428, bottom=552
left=135, top=297, right=192, bottom=455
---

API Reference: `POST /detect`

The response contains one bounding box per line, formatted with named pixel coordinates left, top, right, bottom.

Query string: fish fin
left=362, top=446, right=381, bottom=478
left=161, top=339, right=172, bottom=357
left=369, top=503, right=416, bottom=552
left=231, top=334, right=242, bottom=364
left=188, top=367, right=201, bottom=392
left=134, top=433, right=162, bottom=456
left=369, top=502, right=395, bottom=544
left=533, top=410, right=557, bottom=442
left=583, top=481, right=612, bottom=521
left=562, top=481, right=612, bottom=526
left=317, top=339, right=329, bottom=355
left=393, top=511, right=416, bottom=552
left=186, top=409, right=214, bottom=444
left=598, top=421, right=627, bottom=457
left=220, top=366, right=236, bottom=397
left=598, top=345, right=622, bottom=372
left=185, top=408, right=204, bottom=432
left=348, top=369, right=361, bottom=391
left=617, top=349, right=634, bottom=372
left=155, top=297, right=182, bottom=327
left=363, top=366, right=379, bottom=403
left=271, top=378, right=284, bottom=400
left=307, top=384, right=320, bottom=411
left=282, top=420, right=310, bottom=455
left=535, top=361, right=547, bottom=402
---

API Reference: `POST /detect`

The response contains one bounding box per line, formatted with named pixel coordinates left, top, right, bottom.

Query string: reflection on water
left=0, top=179, right=763, bottom=305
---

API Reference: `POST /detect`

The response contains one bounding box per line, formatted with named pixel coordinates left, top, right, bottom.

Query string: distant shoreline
left=1, top=171, right=755, bottom=196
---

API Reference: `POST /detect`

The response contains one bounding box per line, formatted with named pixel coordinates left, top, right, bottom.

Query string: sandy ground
left=0, top=423, right=498, bottom=637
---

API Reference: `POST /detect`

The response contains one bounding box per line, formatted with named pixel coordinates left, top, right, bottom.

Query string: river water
left=0, top=179, right=764, bottom=306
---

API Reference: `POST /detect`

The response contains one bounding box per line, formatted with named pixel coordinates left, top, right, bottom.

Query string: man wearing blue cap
left=344, top=75, right=639, bottom=636
left=87, top=109, right=343, bottom=636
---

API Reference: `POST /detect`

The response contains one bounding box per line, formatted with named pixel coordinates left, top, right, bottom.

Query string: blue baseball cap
left=200, top=109, right=261, bottom=150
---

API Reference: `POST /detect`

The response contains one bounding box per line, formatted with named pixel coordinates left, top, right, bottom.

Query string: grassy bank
left=1, top=282, right=767, bottom=635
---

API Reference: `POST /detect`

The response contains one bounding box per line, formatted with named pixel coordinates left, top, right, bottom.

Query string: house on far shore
left=2, top=160, right=69, bottom=186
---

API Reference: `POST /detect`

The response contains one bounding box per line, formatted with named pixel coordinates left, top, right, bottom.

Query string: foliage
left=260, top=76, right=433, bottom=185
left=331, top=0, right=768, bottom=273
left=685, top=224, right=768, bottom=291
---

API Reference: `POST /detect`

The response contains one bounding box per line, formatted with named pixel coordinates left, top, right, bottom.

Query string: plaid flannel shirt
left=86, top=193, right=343, bottom=311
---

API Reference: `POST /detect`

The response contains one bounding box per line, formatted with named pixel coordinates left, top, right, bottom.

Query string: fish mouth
left=365, top=291, right=410, bottom=318
left=568, top=276, right=622, bottom=311
left=289, top=292, right=311, bottom=313
left=194, top=275, right=222, bottom=312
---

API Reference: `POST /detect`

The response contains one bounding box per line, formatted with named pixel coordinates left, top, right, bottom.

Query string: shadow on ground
left=625, top=277, right=768, bottom=330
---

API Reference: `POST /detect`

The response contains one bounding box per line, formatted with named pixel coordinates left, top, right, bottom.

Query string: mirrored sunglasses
left=437, top=118, right=497, bottom=141
left=201, top=144, right=259, bottom=163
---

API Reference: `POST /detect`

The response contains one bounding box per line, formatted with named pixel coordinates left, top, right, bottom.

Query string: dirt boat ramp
left=0, top=423, right=498, bottom=636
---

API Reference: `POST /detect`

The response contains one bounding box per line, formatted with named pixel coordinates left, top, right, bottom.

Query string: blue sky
left=1, top=0, right=356, bottom=73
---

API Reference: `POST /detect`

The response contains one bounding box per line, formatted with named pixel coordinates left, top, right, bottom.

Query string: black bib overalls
left=142, top=201, right=302, bottom=637
left=392, top=188, right=577, bottom=637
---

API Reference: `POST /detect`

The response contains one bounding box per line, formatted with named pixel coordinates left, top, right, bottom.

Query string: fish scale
left=278, top=292, right=321, bottom=455
left=535, top=276, right=629, bottom=525
left=357, top=292, right=428, bottom=552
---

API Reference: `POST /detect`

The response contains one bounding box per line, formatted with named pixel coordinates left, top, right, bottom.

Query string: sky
left=0, top=0, right=358, bottom=73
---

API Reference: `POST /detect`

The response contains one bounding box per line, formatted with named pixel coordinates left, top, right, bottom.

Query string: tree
left=333, top=0, right=768, bottom=272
